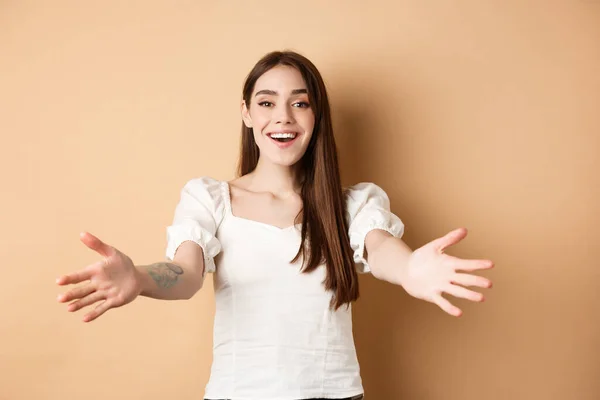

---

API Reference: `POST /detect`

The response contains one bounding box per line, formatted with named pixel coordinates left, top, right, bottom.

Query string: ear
left=241, top=100, right=252, bottom=128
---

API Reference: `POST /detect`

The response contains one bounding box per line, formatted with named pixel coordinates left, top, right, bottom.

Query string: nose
left=274, top=103, right=295, bottom=124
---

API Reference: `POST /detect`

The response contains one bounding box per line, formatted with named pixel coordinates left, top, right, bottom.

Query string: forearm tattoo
left=144, top=263, right=184, bottom=289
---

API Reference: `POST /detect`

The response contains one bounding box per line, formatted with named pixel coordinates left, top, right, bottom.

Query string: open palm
left=403, top=228, right=494, bottom=317
left=56, top=232, right=141, bottom=322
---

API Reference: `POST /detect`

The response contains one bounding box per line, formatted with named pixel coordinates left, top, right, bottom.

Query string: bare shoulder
left=227, top=176, right=254, bottom=197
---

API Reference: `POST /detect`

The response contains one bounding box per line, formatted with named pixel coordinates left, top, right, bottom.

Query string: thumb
left=80, top=231, right=116, bottom=258
left=431, top=228, right=468, bottom=253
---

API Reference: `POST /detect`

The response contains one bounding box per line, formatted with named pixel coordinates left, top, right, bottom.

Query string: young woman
left=56, top=50, right=493, bottom=400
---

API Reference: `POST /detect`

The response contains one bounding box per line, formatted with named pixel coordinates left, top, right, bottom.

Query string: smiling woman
left=241, top=65, right=315, bottom=166
left=235, top=53, right=360, bottom=315
left=56, top=50, right=494, bottom=400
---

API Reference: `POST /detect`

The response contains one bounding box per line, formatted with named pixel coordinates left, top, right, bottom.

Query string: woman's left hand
left=401, top=228, right=494, bottom=317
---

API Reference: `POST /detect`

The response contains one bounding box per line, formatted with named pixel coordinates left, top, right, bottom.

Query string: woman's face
left=242, top=65, right=315, bottom=168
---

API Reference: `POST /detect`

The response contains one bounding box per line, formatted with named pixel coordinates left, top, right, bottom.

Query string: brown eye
left=258, top=101, right=273, bottom=107
left=293, top=102, right=309, bottom=108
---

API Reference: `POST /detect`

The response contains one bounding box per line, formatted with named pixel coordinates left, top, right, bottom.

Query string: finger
left=57, top=284, right=96, bottom=303
left=431, top=228, right=468, bottom=253
left=451, top=273, right=492, bottom=288
left=432, top=294, right=462, bottom=317
left=448, top=256, right=494, bottom=272
left=56, top=259, right=105, bottom=286
left=444, top=283, right=484, bottom=302
left=80, top=231, right=116, bottom=258
left=67, top=291, right=105, bottom=312
left=56, top=269, right=93, bottom=286
left=83, top=299, right=112, bottom=322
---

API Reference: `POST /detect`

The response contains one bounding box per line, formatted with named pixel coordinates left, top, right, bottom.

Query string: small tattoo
left=144, top=263, right=184, bottom=289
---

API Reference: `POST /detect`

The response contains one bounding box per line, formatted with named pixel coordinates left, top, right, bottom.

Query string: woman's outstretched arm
left=56, top=232, right=206, bottom=322
left=364, top=228, right=493, bottom=317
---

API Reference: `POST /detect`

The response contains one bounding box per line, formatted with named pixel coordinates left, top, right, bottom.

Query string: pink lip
left=267, top=132, right=300, bottom=149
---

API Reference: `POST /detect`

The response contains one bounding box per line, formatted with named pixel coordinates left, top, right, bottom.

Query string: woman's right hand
left=56, top=232, right=142, bottom=322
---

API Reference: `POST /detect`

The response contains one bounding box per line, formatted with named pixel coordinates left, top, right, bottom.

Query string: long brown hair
left=237, top=50, right=359, bottom=310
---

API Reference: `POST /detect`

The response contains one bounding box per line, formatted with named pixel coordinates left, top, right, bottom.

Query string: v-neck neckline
left=222, top=181, right=301, bottom=232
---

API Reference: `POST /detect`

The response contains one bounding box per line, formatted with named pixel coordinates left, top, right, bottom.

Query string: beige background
left=1, top=1, right=599, bottom=399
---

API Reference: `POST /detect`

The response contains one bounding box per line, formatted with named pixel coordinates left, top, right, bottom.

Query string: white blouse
left=165, top=177, right=404, bottom=400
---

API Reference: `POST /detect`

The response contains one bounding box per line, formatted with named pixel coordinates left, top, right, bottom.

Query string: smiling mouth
left=268, top=132, right=298, bottom=143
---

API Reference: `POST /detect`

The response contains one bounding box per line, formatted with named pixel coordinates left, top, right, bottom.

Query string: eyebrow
left=254, top=89, right=308, bottom=96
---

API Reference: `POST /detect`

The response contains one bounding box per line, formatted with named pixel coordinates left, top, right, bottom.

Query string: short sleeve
left=346, top=182, right=404, bottom=273
left=165, top=177, right=225, bottom=276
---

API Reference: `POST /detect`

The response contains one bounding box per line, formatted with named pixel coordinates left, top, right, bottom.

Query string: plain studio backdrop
left=1, top=1, right=598, bottom=399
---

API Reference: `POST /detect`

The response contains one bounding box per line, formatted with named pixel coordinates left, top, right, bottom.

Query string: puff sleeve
left=165, top=177, right=225, bottom=276
left=346, top=182, right=405, bottom=273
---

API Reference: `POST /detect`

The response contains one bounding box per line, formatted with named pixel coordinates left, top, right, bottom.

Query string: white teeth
left=269, top=132, right=297, bottom=139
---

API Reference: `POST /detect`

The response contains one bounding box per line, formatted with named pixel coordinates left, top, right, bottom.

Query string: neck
left=246, top=157, right=302, bottom=195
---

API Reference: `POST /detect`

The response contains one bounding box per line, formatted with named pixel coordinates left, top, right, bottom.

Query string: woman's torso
left=203, top=180, right=364, bottom=400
